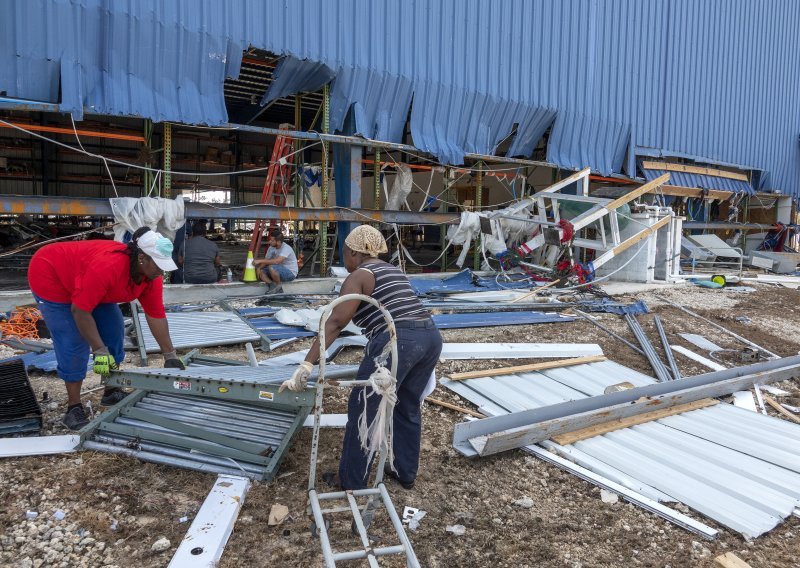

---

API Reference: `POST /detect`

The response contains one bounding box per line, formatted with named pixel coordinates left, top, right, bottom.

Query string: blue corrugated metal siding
left=2, top=0, right=800, bottom=196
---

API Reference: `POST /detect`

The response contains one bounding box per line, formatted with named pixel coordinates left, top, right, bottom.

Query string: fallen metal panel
left=132, top=312, right=262, bottom=353
left=432, top=312, right=575, bottom=329
left=0, top=435, right=80, bottom=457
left=443, top=357, right=800, bottom=539
left=658, top=404, right=800, bottom=472
left=107, top=365, right=358, bottom=406
left=671, top=345, right=726, bottom=371
left=84, top=392, right=309, bottom=480
left=169, top=475, right=251, bottom=568
left=678, top=333, right=725, bottom=353
left=573, top=415, right=800, bottom=538
left=452, top=355, right=800, bottom=456
left=438, top=343, right=603, bottom=360
left=523, top=444, right=718, bottom=540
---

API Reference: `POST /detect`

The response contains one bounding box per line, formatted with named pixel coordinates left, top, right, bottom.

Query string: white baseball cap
left=136, top=230, right=178, bottom=272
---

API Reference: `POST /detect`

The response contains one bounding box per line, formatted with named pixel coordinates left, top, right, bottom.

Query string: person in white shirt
left=253, top=230, right=298, bottom=292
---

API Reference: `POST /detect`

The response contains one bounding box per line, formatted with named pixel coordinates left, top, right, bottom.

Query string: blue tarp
left=585, top=299, right=649, bottom=316
left=410, top=270, right=534, bottom=296
left=2, top=350, right=91, bottom=374
left=248, top=317, right=317, bottom=340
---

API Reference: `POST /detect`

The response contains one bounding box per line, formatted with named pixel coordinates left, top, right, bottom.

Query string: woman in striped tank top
left=280, top=225, right=442, bottom=490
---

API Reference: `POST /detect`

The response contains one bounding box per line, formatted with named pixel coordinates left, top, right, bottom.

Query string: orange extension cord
left=0, top=307, right=42, bottom=340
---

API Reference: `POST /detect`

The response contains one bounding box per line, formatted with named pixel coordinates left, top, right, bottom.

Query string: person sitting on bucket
left=280, top=224, right=443, bottom=490
left=28, top=227, right=185, bottom=431
left=253, top=229, right=298, bottom=293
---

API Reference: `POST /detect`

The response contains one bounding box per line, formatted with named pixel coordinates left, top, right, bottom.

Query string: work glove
left=163, top=352, right=186, bottom=370
left=279, top=361, right=313, bottom=393
left=92, top=347, right=117, bottom=377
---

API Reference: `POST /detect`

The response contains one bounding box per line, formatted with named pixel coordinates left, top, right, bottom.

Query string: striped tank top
left=353, top=261, right=430, bottom=338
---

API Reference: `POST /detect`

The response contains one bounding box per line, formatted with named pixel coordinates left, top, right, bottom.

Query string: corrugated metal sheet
left=119, top=364, right=359, bottom=386
left=3, top=1, right=800, bottom=196
left=441, top=361, right=800, bottom=537
left=643, top=168, right=754, bottom=194
left=133, top=312, right=262, bottom=352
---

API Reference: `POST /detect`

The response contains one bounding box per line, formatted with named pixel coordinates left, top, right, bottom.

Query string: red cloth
left=28, top=240, right=166, bottom=318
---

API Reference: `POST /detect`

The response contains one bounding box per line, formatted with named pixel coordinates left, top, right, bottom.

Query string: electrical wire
left=0, top=223, right=117, bottom=258
left=0, top=118, right=321, bottom=178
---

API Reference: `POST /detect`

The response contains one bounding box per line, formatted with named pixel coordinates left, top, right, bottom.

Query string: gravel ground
left=2, top=282, right=800, bottom=567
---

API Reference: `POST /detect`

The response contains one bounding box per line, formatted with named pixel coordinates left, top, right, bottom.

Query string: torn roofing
left=4, top=0, right=800, bottom=194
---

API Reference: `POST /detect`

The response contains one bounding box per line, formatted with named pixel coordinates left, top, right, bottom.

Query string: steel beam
left=0, top=195, right=460, bottom=225
left=452, top=354, right=800, bottom=457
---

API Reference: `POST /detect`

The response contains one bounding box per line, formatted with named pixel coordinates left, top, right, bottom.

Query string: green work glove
left=92, top=347, right=117, bottom=377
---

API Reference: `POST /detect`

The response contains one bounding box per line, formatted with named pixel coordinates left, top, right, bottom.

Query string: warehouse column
left=333, top=109, right=362, bottom=264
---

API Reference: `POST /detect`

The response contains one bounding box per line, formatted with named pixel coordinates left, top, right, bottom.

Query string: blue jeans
left=34, top=296, right=125, bottom=383
left=263, top=264, right=296, bottom=283
left=338, top=319, right=443, bottom=489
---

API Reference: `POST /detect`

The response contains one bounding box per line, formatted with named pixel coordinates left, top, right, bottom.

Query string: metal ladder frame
left=307, top=294, right=420, bottom=567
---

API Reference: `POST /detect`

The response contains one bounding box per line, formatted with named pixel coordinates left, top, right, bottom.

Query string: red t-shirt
left=28, top=240, right=166, bottom=318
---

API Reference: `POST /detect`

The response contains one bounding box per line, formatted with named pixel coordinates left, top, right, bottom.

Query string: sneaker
left=100, top=388, right=129, bottom=406
left=62, top=405, right=90, bottom=431
left=384, top=467, right=415, bottom=490
left=265, top=283, right=283, bottom=294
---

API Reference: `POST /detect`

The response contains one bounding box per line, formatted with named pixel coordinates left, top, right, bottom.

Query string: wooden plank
left=764, top=395, right=800, bottom=424
left=425, top=397, right=485, bottom=419
left=660, top=184, right=732, bottom=200
left=570, top=173, right=670, bottom=231
left=642, top=160, right=749, bottom=182
left=509, top=279, right=562, bottom=303
left=552, top=399, right=719, bottom=445
left=714, top=552, right=752, bottom=568
left=447, top=355, right=607, bottom=381
left=604, top=173, right=670, bottom=212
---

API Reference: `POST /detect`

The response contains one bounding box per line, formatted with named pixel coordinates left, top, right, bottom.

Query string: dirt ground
left=2, top=282, right=800, bottom=567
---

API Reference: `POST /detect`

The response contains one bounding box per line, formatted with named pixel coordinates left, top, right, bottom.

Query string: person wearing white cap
left=28, top=227, right=184, bottom=430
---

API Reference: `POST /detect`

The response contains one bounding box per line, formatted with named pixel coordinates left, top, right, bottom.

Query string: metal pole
left=572, top=309, right=645, bottom=356
left=473, top=162, right=483, bottom=271
left=0, top=195, right=461, bottom=225
left=658, top=297, right=778, bottom=358
left=625, top=314, right=672, bottom=383
left=294, top=94, right=302, bottom=259
left=654, top=315, right=681, bottom=380
left=440, top=167, right=451, bottom=271
left=374, top=149, right=381, bottom=209
left=319, top=84, right=330, bottom=276
left=163, top=122, right=172, bottom=198
left=143, top=119, right=153, bottom=196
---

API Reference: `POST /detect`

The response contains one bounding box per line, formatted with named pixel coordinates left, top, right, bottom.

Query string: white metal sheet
left=169, top=474, right=251, bottom=568
left=678, top=333, right=725, bottom=353
left=0, top=435, right=79, bottom=457
left=671, top=345, right=726, bottom=371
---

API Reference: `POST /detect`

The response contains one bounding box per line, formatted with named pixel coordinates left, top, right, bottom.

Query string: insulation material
left=111, top=196, right=186, bottom=241
left=385, top=164, right=413, bottom=211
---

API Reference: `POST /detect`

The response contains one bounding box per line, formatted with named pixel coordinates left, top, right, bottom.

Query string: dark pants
left=339, top=319, right=443, bottom=489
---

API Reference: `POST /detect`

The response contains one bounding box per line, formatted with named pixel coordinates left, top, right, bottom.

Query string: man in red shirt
left=28, top=228, right=184, bottom=430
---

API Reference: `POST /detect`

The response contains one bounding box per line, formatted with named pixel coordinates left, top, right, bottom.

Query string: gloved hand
left=92, top=347, right=117, bottom=377
left=279, top=361, right=314, bottom=393
left=163, top=351, right=186, bottom=370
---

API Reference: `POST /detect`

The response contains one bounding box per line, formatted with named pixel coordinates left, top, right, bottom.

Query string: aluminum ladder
left=307, top=294, right=421, bottom=567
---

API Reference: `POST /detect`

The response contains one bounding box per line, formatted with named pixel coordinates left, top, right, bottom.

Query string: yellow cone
left=243, top=250, right=258, bottom=282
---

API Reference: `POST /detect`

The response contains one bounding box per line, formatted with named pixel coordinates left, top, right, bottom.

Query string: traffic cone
left=243, top=251, right=258, bottom=282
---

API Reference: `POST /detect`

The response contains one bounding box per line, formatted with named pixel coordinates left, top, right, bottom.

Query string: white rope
left=357, top=364, right=398, bottom=476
